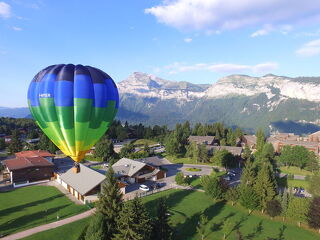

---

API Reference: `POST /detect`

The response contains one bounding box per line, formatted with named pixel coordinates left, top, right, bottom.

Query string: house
left=2, top=156, right=54, bottom=187
left=136, top=156, right=168, bottom=167
left=56, top=163, right=127, bottom=203
left=206, top=146, right=243, bottom=157
left=15, top=150, right=55, bottom=162
left=309, top=131, right=320, bottom=142
left=112, top=158, right=166, bottom=184
left=188, top=136, right=216, bottom=145
left=240, top=135, right=257, bottom=149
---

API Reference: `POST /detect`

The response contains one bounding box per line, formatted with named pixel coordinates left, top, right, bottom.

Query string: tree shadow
left=0, top=204, right=70, bottom=235
left=278, top=225, right=287, bottom=240
left=245, top=220, right=264, bottom=240
left=144, top=189, right=193, bottom=217
left=0, top=193, right=65, bottom=218
left=173, top=200, right=226, bottom=240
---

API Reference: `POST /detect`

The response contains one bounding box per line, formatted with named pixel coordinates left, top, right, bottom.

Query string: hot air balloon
left=28, top=64, right=119, bottom=163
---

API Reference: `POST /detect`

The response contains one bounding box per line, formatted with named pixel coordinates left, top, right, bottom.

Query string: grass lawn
left=22, top=217, right=90, bottom=240
left=0, top=185, right=88, bottom=236
left=188, top=177, right=203, bottom=189
left=280, top=166, right=313, bottom=176
left=143, top=190, right=320, bottom=240
left=84, top=155, right=103, bottom=162
left=288, top=179, right=309, bottom=189
left=23, top=189, right=320, bottom=240
left=164, top=153, right=215, bottom=166
left=185, top=167, right=202, bottom=172
left=133, top=139, right=157, bottom=147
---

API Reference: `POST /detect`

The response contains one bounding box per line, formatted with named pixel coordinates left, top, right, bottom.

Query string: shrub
left=175, top=172, right=185, bottom=185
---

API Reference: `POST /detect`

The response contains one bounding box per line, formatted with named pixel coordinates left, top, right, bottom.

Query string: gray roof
left=112, top=158, right=146, bottom=177
left=188, top=136, right=215, bottom=145
left=60, top=164, right=106, bottom=195
left=136, top=156, right=167, bottom=167
left=207, top=146, right=243, bottom=156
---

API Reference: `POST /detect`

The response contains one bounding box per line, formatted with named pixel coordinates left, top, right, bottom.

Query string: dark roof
left=3, top=157, right=54, bottom=171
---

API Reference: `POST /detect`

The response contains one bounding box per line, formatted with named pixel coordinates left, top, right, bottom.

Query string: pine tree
left=152, top=198, right=173, bottom=240
left=242, top=144, right=252, bottom=162
left=308, top=197, right=320, bottom=233
left=196, top=213, right=208, bottom=240
left=96, top=167, right=123, bottom=239
left=8, top=129, right=23, bottom=153
left=84, top=213, right=106, bottom=240
left=281, top=190, right=289, bottom=219
left=225, top=187, right=239, bottom=206
left=240, top=187, right=259, bottom=214
left=255, top=129, right=265, bottom=154
left=266, top=200, right=282, bottom=219
left=254, top=164, right=276, bottom=212
left=239, top=160, right=256, bottom=190
left=113, top=197, right=152, bottom=240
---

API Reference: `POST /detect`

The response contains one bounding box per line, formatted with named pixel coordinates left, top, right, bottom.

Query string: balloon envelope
left=28, top=64, right=119, bottom=162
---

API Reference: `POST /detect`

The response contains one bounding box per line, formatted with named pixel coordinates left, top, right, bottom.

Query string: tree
left=239, top=160, right=256, bottom=189
left=266, top=200, right=282, bottom=219
left=211, top=149, right=236, bottom=168
left=197, top=144, right=208, bottom=163
left=165, top=133, right=180, bottom=156
left=96, top=167, right=123, bottom=239
left=38, top=134, right=58, bottom=154
left=0, top=138, right=5, bottom=150
left=196, top=213, right=208, bottom=240
left=84, top=213, right=106, bottom=240
left=175, top=172, right=185, bottom=185
left=236, top=229, right=244, bottom=240
left=255, top=129, right=265, bottom=154
left=305, top=152, right=319, bottom=172
left=281, top=190, right=289, bottom=218
left=222, top=218, right=235, bottom=239
left=113, top=197, right=152, bottom=240
left=152, top=198, right=173, bottom=240
left=308, top=174, right=320, bottom=197
left=201, top=175, right=225, bottom=200
left=240, top=187, right=259, bottom=213
left=287, top=197, right=310, bottom=227
left=308, top=197, right=320, bottom=232
left=225, top=187, right=239, bottom=206
left=254, top=164, right=276, bottom=212
left=8, top=129, right=23, bottom=153
left=242, top=144, right=252, bottom=162
left=119, top=143, right=135, bottom=158
left=94, top=138, right=115, bottom=161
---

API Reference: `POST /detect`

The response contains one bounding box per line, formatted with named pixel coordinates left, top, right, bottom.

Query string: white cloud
left=184, top=38, right=192, bottom=43
left=145, top=0, right=320, bottom=32
left=12, top=26, right=22, bottom=31
left=296, top=39, right=320, bottom=57
left=0, top=2, right=11, bottom=18
left=164, top=61, right=278, bottom=74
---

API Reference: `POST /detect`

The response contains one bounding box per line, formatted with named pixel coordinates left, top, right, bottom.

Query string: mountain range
left=1, top=72, right=320, bottom=134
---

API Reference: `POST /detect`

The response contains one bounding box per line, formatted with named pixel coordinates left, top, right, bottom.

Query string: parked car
left=139, top=184, right=150, bottom=191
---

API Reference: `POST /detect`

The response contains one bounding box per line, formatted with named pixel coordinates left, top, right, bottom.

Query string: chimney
left=72, top=165, right=80, bottom=174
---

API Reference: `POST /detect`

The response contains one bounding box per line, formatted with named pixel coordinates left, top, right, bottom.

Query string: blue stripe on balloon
left=39, top=73, right=56, bottom=99
left=54, top=80, right=74, bottom=106
left=93, top=83, right=107, bottom=108
left=28, top=82, right=40, bottom=106
left=74, top=74, right=94, bottom=99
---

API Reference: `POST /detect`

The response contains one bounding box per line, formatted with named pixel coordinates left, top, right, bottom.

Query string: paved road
left=1, top=209, right=95, bottom=240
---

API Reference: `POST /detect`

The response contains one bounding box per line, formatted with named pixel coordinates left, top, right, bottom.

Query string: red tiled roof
left=15, top=150, right=55, bottom=158
left=3, top=157, right=54, bottom=171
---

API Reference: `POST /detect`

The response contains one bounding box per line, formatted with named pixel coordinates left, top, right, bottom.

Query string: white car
left=139, top=184, right=150, bottom=191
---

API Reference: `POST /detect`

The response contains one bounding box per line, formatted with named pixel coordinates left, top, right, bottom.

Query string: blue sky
left=1, top=0, right=320, bottom=107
